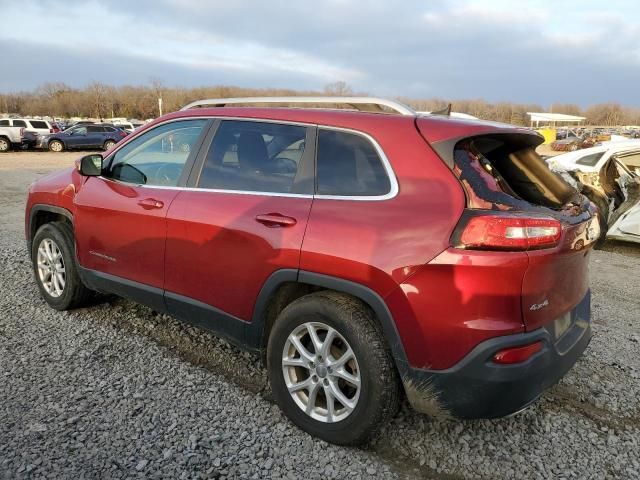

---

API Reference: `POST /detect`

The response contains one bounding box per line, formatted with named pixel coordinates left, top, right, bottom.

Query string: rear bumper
left=403, top=290, right=592, bottom=419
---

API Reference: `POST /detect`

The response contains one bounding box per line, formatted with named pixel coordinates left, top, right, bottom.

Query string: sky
left=1, top=0, right=639, bottom=106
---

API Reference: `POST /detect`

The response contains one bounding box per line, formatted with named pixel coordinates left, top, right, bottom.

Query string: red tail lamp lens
left=459, top=215, right=561, bottom=251
left=492, top=341, right=543, bottom=364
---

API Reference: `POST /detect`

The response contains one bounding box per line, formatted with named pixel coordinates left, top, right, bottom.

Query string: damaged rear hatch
left=420, top=118, right=598, bottom=333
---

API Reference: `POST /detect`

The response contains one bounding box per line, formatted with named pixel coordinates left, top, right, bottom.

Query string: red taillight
left=119, top=131, right=126, bottom=137
left=492, top=341, right=543, bottom=364
left=457, top=214, right=562, bottom=251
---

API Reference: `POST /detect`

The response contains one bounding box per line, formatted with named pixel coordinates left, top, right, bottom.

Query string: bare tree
left=324, top=81, right=354, bottom=96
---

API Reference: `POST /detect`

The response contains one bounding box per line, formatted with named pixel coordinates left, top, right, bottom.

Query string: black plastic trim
left=28, top=204, right=74, bottom=244
left=78, top=266, right=167, bottom=314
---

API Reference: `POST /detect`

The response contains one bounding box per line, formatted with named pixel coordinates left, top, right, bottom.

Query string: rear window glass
left=454, top=136, right=576, bottom=210
left=29, top=121, right=48, bottom=129
left=316, top=130, right=390, bottom=196
left=575, top=151, right=605, bottom=167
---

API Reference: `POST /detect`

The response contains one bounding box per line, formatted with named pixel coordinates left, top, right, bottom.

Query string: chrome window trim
left=100, top=117, right=399, bottom=202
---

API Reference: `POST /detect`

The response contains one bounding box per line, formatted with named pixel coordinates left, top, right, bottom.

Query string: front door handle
left=255, top=213, right=297, bottom=228
left=138, top=198, right=164, bottom=210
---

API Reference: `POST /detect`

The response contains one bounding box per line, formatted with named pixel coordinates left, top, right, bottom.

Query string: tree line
left=1, top=81, right=638, bottom=126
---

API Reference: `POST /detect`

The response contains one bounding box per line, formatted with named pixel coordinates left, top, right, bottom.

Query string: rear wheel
left=48, top=140, right=64, bottom=152
left=267, top=291, right=400, bottom=445
left=103, top=140, right=116, bottom=151
left=0, top=137, right=10, bottom=152
left=31, top=222, right=93, bottom=310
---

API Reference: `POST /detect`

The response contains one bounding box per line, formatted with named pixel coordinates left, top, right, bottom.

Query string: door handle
left=255, top=213, right=297, bottom=228
left=138, top=198, right=164, bottom=210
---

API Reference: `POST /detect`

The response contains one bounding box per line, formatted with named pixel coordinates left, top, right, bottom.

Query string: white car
left=547, top=141, right=640, bottom=174
left=549, top=143, right=640, bottom=245
left=0, top=118, right=55, bottom=136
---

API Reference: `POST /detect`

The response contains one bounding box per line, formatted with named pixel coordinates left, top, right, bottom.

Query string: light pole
left=158, top=97, right=163, bottom=117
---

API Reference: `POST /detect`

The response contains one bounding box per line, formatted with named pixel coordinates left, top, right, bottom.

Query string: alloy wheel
left=282, top=322, right=361, bottom=423
left=37, top=238, right=66, bottom=297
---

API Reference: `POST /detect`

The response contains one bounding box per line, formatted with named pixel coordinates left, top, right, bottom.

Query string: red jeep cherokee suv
left=26, top=97, right=596, bottom=445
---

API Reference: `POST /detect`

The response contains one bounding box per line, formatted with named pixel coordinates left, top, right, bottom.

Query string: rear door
left=84, top=125, right=106, bottom=148
left=74, top=119, right=210, bottom=305
left=164, top=119, right=315, bottom=323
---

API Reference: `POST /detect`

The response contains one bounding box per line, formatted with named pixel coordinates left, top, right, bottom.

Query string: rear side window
left=0, top=120, right=8, bottom=126
left=87, top=126, right=103, bottom=133
left=316, top=129, right=391, bottom=196
left=575, top=151, right=605, bottom=167
left=198, top=120, right=307, bottom=194
left=29, top=120, right=48, bottom=129
left=13, top=120, right=27, bottom=128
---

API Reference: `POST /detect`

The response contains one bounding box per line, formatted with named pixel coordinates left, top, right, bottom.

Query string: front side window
left=105, top=119, right=207, bottom=186
left=316, top=129, right=391, bottom=196
left=616, top=151, right=640, bottom=170
left=198, top=120, right=307, bottom=193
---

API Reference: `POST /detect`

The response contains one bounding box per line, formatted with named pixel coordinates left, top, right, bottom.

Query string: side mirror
left=79, top=154, right=103, bottom=176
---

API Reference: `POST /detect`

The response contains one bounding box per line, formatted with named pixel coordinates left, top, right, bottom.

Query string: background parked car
left=37, top=124, right=127, bottom=152
left=551, top=133, right=596, bottom=151
left=0, top=118, right=56, bottom=136
left=0, top=126, right=27, bottom=152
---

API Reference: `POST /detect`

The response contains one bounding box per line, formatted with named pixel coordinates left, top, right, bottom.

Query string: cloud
left=1, top=0, right=639, bottom=106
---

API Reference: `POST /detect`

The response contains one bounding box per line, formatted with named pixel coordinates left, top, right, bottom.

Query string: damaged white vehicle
left=548, top=143, right=640, bottom=245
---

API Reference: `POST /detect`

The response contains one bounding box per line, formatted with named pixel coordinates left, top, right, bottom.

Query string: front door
left=74, top=119, right=210, bottom=295
left=164, top=119, right=315, bottom=325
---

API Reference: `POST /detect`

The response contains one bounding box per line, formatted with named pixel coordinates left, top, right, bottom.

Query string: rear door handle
left=255, top=213, right=297, bottom=228
left=138, top=198, right=164, bottom=210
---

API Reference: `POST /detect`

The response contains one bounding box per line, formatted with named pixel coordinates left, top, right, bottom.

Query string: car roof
left=152, top=106, right=535, bottom=146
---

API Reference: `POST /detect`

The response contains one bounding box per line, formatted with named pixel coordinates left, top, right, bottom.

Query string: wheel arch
left=251, top=270, right=410, bottom=375
left=28, top=204, right=73, bottom=249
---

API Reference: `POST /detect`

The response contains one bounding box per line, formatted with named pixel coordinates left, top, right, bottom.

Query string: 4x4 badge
left=529, top=299, right=549, bottom=311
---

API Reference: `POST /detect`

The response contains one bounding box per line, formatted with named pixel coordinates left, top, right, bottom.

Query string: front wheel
left=0, top=136, right=10, bottom=152
left=267, top=291, right=400, bottom=445
left=31, top=222, right=94, bottom=310
left=48, top=140, right=64, bottom=152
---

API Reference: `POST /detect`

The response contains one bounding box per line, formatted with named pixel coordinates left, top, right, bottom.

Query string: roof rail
left=179, top=96, right=416, bottom=116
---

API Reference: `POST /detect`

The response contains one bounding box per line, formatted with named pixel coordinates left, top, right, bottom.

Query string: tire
left=48, top=140, right=64, bottom=152
left=103, top=140, right=116, bottom=151
left=31, top=222, right=94, bottom=310
left=0, top=136, right=10, bottom=152
left=267, top=291, right=400, bottom=445
left=569, top=143, right=579, bottom=151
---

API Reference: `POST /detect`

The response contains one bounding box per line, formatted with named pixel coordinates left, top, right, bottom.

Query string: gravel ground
left=1, top=151, right=639, bottom=479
